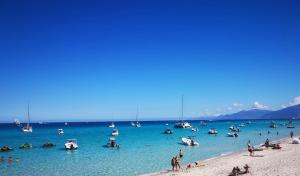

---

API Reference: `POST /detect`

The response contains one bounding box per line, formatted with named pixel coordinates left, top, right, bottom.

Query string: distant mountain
left=262, top=104, right=300, bottom=120
left=214, top=109, right=272, bottom=120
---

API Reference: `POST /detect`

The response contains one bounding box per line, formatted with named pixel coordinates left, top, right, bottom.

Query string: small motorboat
left=42, top=142, right=56, bottom=148
left=227, top=133, right=239, bottom=137
left=111, top=129, right=119, bottom=136
left=64, top=122, right=68, bottom=126
left=287, top=125, right=295, bottom=128
left=200, top=121, right=208, bottom=126
left=174, top=121, right=192, bottom=128
left=14, top=119, right=21, bottom=126
left=191, top=128, right=199, bottom=132
left=1, top=146, right=13, bottom=152
left=208, top=129, right=218, bottom=134
left=229, top=126, right=240, bottom=132
left=65, top=139, right=78, bottom=150
left=239, top=123, right=245, bottom=127
left=107, top=137, right=120, bottom=148
left=108, top=122, right=115, bottom=128
left=164, top=128, right=173, bottom=134
left=58, top=129, right=64, bottom=135
left=19, top=143, right=32, bottom=149
left=269, top=121, right=278, bottom=128
left=181, top=137, right=199, bottom=146
left=132, top=121, right=141, bottom=127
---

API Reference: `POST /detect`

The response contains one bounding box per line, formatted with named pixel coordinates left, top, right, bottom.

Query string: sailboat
left=22, top=104, right=33, bottom=133
left=108, top=122, right=115, bottom=128
left=131, top=106, right=141, bottom=127
left=174, top=95, right=192, bottom=128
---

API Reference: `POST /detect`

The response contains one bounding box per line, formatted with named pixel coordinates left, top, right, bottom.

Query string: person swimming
left=1, top=156, right=5, bottom=162
left=8, top=157, right=13, bottom=163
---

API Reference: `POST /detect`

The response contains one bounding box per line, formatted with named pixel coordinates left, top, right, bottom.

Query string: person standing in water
left=179, top=149, right=184, bottom=158
left=247, top=140, right=251, bottom=148
left=290, top=131, right=294, bottom=138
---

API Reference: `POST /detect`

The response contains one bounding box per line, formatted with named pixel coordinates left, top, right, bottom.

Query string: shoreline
left=143, top=136, right=300, bottom=176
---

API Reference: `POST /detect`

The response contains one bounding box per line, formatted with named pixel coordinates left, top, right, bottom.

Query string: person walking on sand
left=175, top=156, right=181, bottom=171
left=171, top=157, right=176, bottom=171
left=179, top=149, right=184, bottom=158
left=290, top=131, right=294, bottom=138
left=248, top=145, right=254, bottom=156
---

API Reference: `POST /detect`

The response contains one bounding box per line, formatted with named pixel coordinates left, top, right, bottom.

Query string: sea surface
left=0, top=120, right=299, bottom=176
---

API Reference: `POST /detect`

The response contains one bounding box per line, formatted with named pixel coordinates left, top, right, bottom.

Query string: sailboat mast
left=181, top=95, right=184, bottom=121
left=136, top=106, right=139, bottom=122
left=27, top=103, right=30, bottom=126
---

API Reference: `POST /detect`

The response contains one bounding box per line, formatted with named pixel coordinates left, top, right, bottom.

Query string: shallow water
left=0, top=120, right=299, bottom=176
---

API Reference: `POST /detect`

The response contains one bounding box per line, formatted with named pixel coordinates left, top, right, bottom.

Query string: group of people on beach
left=171, top=149, right=183, bottom=171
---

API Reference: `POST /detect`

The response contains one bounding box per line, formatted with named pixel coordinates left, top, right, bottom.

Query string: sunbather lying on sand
left=228, top=164, right=250, bottom=176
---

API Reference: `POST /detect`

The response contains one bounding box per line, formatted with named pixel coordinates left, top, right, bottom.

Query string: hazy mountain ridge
left=210, top=104, right=300, bottom=120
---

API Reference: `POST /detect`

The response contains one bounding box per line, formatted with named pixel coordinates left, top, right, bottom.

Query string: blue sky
left=0, top=0, right=300, bottom=122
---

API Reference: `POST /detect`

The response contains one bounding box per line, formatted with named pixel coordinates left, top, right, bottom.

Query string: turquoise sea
left=0, top=120, right=299, bottom=176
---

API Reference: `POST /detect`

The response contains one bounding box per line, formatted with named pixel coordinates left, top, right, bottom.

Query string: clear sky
left=0, top=0, right=300, bottom=122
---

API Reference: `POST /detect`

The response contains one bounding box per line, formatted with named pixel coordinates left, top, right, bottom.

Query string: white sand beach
left=145, top=136, right=300, bottom=176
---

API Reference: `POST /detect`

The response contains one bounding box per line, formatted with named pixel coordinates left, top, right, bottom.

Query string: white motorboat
left=14, top=119, right=21, bottom=126
left=227, top=133, right=239, bottom=137
left=174, top=121, right=192, bottom=128
left=191, top=128, right=199, bottom=132
left=239, top=123, right=245, bottom=127
left=22, top=104, right=33, bottom=133
left=109, top=122, right=115, bottom=128
left=229, top=126, right=240, bottom=132
left=111, top=129, right=119, bottom=136
left=65, top=139, right=78, bottom=150
left=269, top=123, right=278, bottom=128
left=65, top=122, right=68, bottom=126
left=164, top=128, right=173, bottom=134
left=181, top=137, right=199, bottom=146
left=208, top=129, right=218, bottom=134
left=58, top=129, right=64, bottom=135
